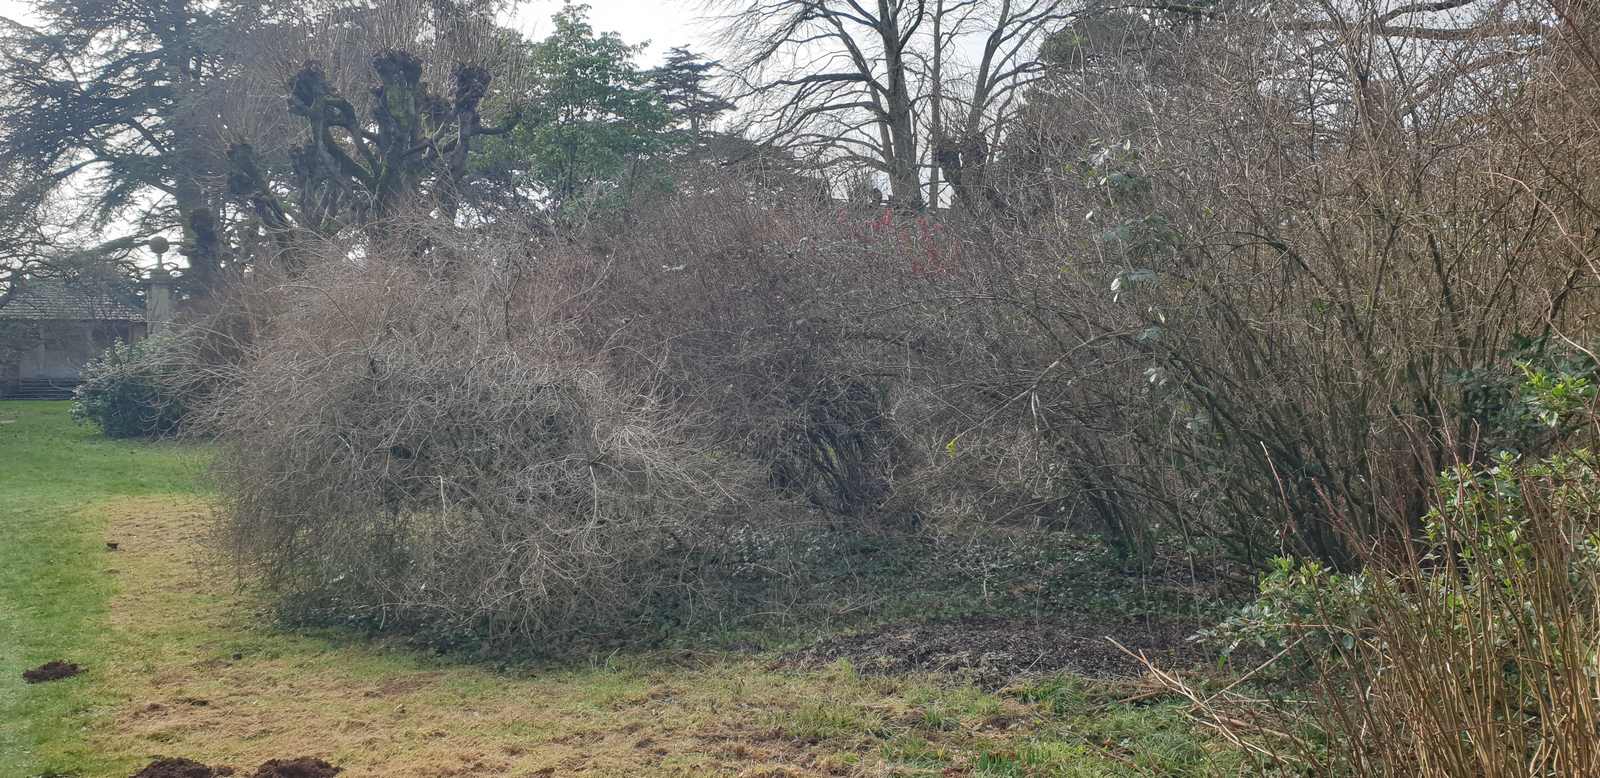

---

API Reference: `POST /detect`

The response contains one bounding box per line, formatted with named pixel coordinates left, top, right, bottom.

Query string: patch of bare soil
left=130, top=757, right=235, bottom=777
left=22, top=660, right=82, bottom=683
left=130, top=757, right=340, bottom=778
left=778, top=614, right=1213, bottom=688
left=248, top=757, right=341, bottom=778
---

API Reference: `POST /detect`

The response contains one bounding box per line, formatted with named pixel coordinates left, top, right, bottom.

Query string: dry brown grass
left=79, top=496, right=1058, bottom=777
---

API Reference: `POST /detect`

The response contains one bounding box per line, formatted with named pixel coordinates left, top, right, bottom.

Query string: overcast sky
left=514, top=0, right=710, bottom=66
left=0, top=1, right=712, bottom=67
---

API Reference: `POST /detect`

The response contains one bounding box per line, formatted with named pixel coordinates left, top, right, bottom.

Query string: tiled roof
left=0, top=279, right=145, bottom=321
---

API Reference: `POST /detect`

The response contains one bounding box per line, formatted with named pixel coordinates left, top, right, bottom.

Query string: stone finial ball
left=147, top=236, right=170, bottom=255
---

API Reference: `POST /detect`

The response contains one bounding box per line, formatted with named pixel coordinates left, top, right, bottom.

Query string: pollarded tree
left=225, top=49, right=519, bottom=248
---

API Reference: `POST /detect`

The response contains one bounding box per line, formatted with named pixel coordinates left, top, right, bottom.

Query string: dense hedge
left=71, top=334, right=188, bottom=439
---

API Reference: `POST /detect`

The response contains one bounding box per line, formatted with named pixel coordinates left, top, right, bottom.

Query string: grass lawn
left=1, top=402, right=1242, bottom=777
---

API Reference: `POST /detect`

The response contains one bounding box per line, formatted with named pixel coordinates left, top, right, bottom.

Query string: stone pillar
left=146, top=268, right=174, bottom=335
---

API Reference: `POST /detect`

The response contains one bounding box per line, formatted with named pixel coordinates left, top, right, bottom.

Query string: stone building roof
left=0, top=279, right=145, bottom=321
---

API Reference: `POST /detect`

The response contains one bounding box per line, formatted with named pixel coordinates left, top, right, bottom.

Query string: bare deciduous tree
left=931, top=0, right=1076, bottom=208
left=714, top=0, right=1075, bottom=208
left=717, top=0, right=929, bottom=207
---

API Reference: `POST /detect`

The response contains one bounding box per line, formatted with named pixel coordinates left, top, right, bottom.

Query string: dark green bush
left=71, top=333, right=188, bottom=438
left=1187, top=364, right=1600, bottom=775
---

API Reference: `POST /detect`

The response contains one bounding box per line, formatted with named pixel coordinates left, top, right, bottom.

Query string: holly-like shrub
left=71, top=333, right=188, bottom=438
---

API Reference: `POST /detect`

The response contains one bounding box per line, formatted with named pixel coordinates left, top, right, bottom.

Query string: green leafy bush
left=71, top=333, right=188, bottom=438
left=1447, top=335, right=1599, bottom=453
left=1202, top=364, right=1600, bottom=775
left=1201, top=556, right=1370, bottom=666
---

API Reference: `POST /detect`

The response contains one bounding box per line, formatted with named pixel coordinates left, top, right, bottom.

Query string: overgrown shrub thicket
left=202, top=232, right=786, bottom=643
left=184, top=0, right=1600, bottom=669
left=1171, top=365, right=1600, bottom=775
left=1326, top=444, right=1600, bottom=777
left=595, top=173, right=927, bottom=525
left=892, top=0, right=1600, bottom=568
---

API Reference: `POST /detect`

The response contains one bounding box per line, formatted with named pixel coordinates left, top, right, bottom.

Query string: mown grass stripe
left=0, top=402, right=202, bottom=776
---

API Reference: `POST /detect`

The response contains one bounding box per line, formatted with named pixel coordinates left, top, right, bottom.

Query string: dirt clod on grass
left=129, top=757, right=339, bottom=778
left=249, top=757, right=341, bottom=778
left=131, top=757, right=235, bottom=778
left=22, top=660, right=82, bottom=683
left=778, top=614, right=1213, bottom=688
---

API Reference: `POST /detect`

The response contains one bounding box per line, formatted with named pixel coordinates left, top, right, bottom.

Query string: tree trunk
left=878, top=0, right=924, bottom=210
left=929, top=0, right=945, bottom=210
left=164, top=0, right=218, bottom=291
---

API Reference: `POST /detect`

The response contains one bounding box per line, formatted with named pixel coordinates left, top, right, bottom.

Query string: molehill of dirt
left=131, top=758, right=234, bottom=778
left=250, top=758, right=342, bottom=778
left=777, top=614, right=1214, bottom=688
left=21, top=660, right=82, bottom=683
left=130, top=757, right=340, bottom=778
